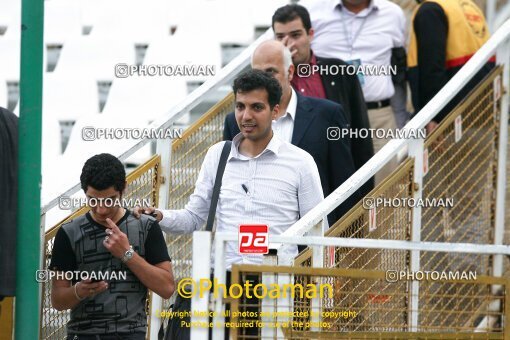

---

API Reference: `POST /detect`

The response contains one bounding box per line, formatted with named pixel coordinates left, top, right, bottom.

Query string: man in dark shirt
left=408, top=0, right=495, bottom=133
left=50, top=153, right=174, bottom=339
left=272, top=4, right=374, bottom=196
left=0, top=107, right=17, bottom=300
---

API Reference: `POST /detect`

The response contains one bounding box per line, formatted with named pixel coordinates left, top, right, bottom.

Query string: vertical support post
left=309, top=219, right=326, bottom=331
left=212, top=234, right=227, bottom=340
left=262, top=252, right=278, bottom=339
left=493, top=41, right=509, bottom=290
left=487, top=0, right=496, bottom=33
left=407, top=138, right=425, bottom=331
left=191, top=231, right=212, bottom=340
left=155, top=138, right=173, bottom=214
left=15, top=0, right=44, bottom=337
left=148, top=138, right=173, bottom=339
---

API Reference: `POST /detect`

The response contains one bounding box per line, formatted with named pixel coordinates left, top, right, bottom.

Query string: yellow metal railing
left=40, top=91, right=235, bottom=337
left=230, top=264, right=510, bottom=339
left=295, top=66, right=502, bottom=269
left=290, top=65, right=504, bottom=337
left=38, top=64, right=505, bottom=339
left=418, top=65, right=503, bottom=325
left=166, top=92, right=235, bottom=282
left=40, top=155, right=161, bottom=339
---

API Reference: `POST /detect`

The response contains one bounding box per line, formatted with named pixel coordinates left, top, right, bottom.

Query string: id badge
left=347, top=59, right=365, bottom=85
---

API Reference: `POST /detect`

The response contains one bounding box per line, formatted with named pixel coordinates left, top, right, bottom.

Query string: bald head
left=251, top=40, right=294, bottom=105
left=252, top=40, right=293, bottom=73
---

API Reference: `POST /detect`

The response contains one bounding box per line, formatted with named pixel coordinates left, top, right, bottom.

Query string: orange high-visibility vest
left=408, top=0, right=490, bottom=69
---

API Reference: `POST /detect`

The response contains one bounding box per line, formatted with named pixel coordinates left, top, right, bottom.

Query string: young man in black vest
left=50, top=153, right=174, bottom=339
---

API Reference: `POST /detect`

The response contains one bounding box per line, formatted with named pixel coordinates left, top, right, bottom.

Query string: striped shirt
left=160, top=133, right=324, bottom=269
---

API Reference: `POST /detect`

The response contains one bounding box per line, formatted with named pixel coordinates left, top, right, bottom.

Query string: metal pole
left=487, top=0, right=496, bottom=33
left=407, top=138, right=425, bottom=331
left=147, top=138, right=173, bottom=339
left=212, top=234, right=227, bottom=340
left=261, top=254, right=277, bottom=339
left=309, top=220, right=325, bottom=332
left=493, top=39, right=510, bottom=288
left=15, top=0, right=44, bottom=337
left=190, top=231, right=212, bottom=340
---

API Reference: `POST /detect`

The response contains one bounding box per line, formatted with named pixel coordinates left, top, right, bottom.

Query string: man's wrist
left=121, top=245, right=135, bottom=263
left=74, top=282, right=85, bottom=301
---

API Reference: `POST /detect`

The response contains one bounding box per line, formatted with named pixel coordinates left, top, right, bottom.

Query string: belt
left=366, top=99, right=391, bottom=110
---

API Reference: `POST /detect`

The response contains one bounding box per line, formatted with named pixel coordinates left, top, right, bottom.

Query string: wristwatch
left=121, top=245, right=134, bottom=263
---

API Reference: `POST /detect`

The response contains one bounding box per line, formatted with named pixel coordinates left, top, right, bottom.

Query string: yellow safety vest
left=408, top=0, right=490, bottom=69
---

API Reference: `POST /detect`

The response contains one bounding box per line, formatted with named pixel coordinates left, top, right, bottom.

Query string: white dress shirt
left=303, top=0, right=406, bottom=102
left=272, top=88, right=297, bottom=143
left=160, top=133, right=324, bottom=269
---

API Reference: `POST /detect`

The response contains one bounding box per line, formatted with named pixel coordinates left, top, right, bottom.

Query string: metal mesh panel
left=294, top=159, right=414, bottom=271
left=166, top=93, right=234, bottom=282
left=230, top=264, right=509, bottom=339
left=40, top=156, right=161, bottom=339
left=420, top=68, right=501, bottom=278
left=418, top=252, right=499, bottom=332
left=287, top=68, right=504, bottom=336
left=326, top=159, right=413, bottom=272
left=291, top=161, right=414, bottom=331
left=41, top=235, right=69, bottom=340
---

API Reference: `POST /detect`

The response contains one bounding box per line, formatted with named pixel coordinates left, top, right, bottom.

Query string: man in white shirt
left=303, top=0, right=406, bottom=183
left=224, top=41, right=359, bottom=224
left=135, top=69, right=324, bottom=269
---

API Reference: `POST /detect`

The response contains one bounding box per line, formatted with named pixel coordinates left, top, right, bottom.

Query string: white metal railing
left=188, top=19, right=510, bottom=339
left=276, top=19, right=510, bottom=333
left=39, top=28, right=273, bottom=216
left=40, top=11, right=510, bottom=337
left=280, top=19, right=510, bottom=248
left=190, top=231, right=510, bottom=340
left=39, top=28, right=274, bottom=339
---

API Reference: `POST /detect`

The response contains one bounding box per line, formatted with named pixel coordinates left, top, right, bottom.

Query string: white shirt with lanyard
left=304, top=0, right=406, bottom=102
left=159, top=134, right=324, bottom=270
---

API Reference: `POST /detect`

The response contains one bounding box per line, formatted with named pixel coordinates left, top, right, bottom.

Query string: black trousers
left=209, top=271, right=260, bottom=340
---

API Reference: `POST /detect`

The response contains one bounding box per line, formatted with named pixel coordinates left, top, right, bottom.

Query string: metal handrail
left=215, top=232, right=510, bottom=256
left=40, top=29, right=273, bottom=214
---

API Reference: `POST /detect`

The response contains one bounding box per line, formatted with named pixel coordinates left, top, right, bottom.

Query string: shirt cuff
left=159, top=209, right=173, bottom=232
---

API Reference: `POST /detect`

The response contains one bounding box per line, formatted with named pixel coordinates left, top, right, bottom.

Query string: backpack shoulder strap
left=205, top=141, right=232, bottom=231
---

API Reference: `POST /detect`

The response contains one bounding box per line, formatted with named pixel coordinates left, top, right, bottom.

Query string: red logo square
left=238, top=224, right=269, bottom=254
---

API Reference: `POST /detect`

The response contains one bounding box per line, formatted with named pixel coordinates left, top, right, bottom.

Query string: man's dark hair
left=233, top=69, right=282, bottom=109
left=272, top=4, right=312, bottom=32
left=80, top=153, right=126, bottom=193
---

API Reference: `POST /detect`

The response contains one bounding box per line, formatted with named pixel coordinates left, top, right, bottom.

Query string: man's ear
left=288, top=64, right=295, bottom=82
left=272, top=104, right=280, bottom=120
left=308, top=28, right=315, bottom=40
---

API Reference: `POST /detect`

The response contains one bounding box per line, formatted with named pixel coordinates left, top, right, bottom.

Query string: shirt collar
left=335, top=0, right=379, bottom=13
left=285, top=88, right=298, bottom=121
left=230, top=132, right=284, bottom=160
left=309, top=51, right=318, bottom=66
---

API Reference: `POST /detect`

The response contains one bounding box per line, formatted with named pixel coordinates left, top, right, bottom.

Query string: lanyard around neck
left=340, top=6, right=372, bottom=58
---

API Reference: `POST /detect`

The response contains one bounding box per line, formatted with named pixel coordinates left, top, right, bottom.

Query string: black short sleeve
left=50, top=227, right=77, bottom=272
left=145, top=220, right=171, bottom=265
